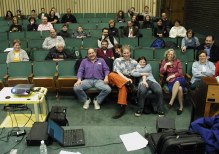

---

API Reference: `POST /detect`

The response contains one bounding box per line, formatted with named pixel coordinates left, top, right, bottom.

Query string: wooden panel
left=0, top=0, right=158, bottom=17
left=184, top=0, right=219, bottom=43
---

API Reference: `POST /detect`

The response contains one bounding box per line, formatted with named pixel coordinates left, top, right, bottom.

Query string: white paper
left=120, top=131, right=148, bottom=151
left=59, top=150, right=81, bottom=154
left=4, top=48, right=13, bottom=52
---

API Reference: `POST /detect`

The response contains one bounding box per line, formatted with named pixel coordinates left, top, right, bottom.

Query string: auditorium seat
left=65, top=38, right=82, bottom=49
left=56, top=60, right=77, bottom=92
left=0, top=63, right=7, bottom=89
left=0, top=40, right=9, bottom=52
left=31, top=49, right=50, bottom=61
left=82, top=37, right=98, bottom=48
left=0, top=52, right=8, bottom=63
left=134, top=47, right=154, bottom=60
left=8, top=31, right=25, bottom=42
left=6, top=61, right=33, bottom=86
left=32, top=61, right=57, bottom=91
left=120, top=37, right=138, bottom=48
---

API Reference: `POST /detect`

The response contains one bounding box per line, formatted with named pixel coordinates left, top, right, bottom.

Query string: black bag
left=156, top=117, right=175, bottom=132
left=148, top=130, right=205, bottom=154
left=47, top=106, right=69, bottom=126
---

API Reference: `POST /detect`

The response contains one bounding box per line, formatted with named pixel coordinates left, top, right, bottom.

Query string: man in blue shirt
left=73, top=48, right=111, bottom=110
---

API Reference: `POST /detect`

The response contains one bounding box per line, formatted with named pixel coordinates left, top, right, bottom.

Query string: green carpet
left=0, top=93, right=192, bottom=154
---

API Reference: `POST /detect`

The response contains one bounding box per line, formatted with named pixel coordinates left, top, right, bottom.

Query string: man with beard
left=97, top=40, right=114, bottom=71
left=98, top=28, right=118, bottom=49
left=196, top=35, right=219, bottom=63
left=73, top=48, right=111, bottom=110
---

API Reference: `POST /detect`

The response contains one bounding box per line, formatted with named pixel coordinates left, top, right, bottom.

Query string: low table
left=0, top=87, right=48, bottom=127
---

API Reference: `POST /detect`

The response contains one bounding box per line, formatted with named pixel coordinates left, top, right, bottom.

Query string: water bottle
left=40, top=140, right=47, bottom=154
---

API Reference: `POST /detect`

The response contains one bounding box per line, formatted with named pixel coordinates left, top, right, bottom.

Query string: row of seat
left=0, top=60, right=194, bottom=92
left=0, top=47, right=196, bottom=65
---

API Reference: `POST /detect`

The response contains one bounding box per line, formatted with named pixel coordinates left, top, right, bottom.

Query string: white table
left=0, top=87, right=48, bottom=127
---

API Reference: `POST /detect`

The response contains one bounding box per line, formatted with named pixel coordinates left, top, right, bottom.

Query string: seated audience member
left=9, top=16, right=23, bottom=32
left=4, top=10, right=13, bottom=20
left=6, top=40, right=29, bottom=63
left=97, top=40, right=114, bottom=70
left=113, top=44, right=122, bottom=58
left=153, top=18, right=168, bottom=37
left=169, top=20, right=187, bottom=38
left=142, top=15, right=154, bottom=29
left=160, top=49, right=186, bottom=115
left=190, top=50, right=215, bottom=90
left=215, top=61, right=219, bottom=77
left=181, top=29, right=200, bottom=52
left=196, top=35, right=219, bottom=63
left=98, top=28, right=118, bottom=49
left=73, top=26, right=87, bottom=38
left=115, top=10, right=126, bottom=22
left=131, top=56, right=164, bottom=117
left=108, top=45, right=138, bottom=119
left=51, top=7, right=60, bottom=19
left=57, top=24, right=71, bottom=39
left=42, top=28, right=65, bottom=50
left=73, top=48, right=111, bottom=110
left=127, top=7, right=138, bottom=17
left=161, top=12, right=172, bottom=33
left=108, top=20, right=119, bottom=37
left=131, top=15, right=140, bottom=29
left=15, top=9, right=26, bottom=20
left=61, top=8, right=77, bottom=24
left=38, top=7, right=49, bottom=19
left=29, top=9, right=37, bottom=19
left=27, top=17, right=38, bottom=31
left=141, top=6, right=151, bottom=17
left=48, top=10, right=59, bottom=24
left=123, top=21, right=139, bottom=38
left=37, top=16, right=53, bottom=31
left=45, top=42, right=74, bottom=61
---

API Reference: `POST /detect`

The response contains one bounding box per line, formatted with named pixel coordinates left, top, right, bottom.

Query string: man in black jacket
left=45, top=42, right=74, bottom=61
left=61, top=8, right=77, bottom=24
left=196, top=35, right=219, bottom=63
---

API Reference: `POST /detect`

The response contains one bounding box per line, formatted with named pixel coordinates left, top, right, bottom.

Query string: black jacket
left=45, top=47, right=74, bottom=60
left=196, top=44, right=219, bottom=63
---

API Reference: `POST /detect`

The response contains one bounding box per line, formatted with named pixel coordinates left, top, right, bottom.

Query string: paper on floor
left=120, top=131, right=148, bottom=151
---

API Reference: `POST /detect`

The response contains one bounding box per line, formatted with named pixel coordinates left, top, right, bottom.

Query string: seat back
left=32, top=49, right=50, bottom=61
left=134, top=47, right=154, bottom=61
left=148, top=60, right=160, bottom=82
left=8, top=61, right=32, bottom=78
left=0, top=63, right=7, bottom=89
left=33, top=61, right=56, bottom=77
left=58, top=60, right=77, bottom=77
left=0, top=52, right=8, bottom=63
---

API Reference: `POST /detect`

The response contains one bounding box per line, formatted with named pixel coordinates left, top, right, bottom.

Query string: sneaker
left=83, top=98, right=91, bottom=109
left=135, top=110, right=142, bottom=117
left=158, top=111, right=165, bottom=117
left=93, top=99, right=100, bottom=110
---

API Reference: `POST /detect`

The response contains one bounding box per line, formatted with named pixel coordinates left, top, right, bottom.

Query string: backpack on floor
left=150, top=38, right=165, bottom=48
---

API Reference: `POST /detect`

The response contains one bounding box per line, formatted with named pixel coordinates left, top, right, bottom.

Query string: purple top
left=77, top=58, right=110, bottom=80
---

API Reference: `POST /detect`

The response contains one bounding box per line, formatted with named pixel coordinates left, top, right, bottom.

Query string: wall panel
left=0, top=0, right=158, bottom=16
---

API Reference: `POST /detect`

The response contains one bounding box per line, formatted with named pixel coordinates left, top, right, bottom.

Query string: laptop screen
left=48, top=119, right=64, bottom=144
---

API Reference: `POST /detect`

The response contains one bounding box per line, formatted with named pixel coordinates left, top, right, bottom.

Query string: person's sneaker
left=158, top=111, right=165, bottom=117
left=93, top=99, right=100, bottom=110
left=83, top=98, right=91, bottom=109
left=135, top=110, right=142, bottom=117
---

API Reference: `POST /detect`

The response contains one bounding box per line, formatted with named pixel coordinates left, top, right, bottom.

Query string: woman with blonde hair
left=160, top=49, right=186, bottom=115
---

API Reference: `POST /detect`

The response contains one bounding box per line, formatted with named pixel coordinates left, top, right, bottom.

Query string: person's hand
left=104, top=78, right=109, bottom=84
left=142, top=81, right=149, bottom=87
left=127, top=78, right=133, bottom=83
left=74, top=80, right=82, bottom=87
left=165, top=62, right=172, bottom=67
left=181, top=46, right=186, bottom=52
left=166, top=74, right=175, bottom=82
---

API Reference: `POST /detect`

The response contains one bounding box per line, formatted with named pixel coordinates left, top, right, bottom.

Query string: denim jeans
left=73, top=79, right=111, bottom=104
left=137, top=80, right=163, bottom=112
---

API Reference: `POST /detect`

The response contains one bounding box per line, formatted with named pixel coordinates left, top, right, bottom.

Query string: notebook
left=48, top=119, right=85, bottom=147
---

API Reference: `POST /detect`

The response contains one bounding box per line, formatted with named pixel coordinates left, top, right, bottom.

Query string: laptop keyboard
left=63, top=129, right=85, bottom=146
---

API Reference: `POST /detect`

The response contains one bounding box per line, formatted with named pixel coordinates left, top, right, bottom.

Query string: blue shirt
left=77, top=58, right=110, bottom=80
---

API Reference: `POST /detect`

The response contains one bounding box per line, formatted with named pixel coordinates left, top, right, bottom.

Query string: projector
left=11, top=84, right=34, bottom=96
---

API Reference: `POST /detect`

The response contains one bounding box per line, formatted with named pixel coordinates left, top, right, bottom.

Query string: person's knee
left=104, top=86, right=112, bottom=93
left=178, top=86, right=183, bottom=92
left=73, top=86, right=82, bottom=92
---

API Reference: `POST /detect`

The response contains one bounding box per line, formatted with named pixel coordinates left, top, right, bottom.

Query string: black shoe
left=158, top=111, right=165, bottom=117
left=112, top=105, right=126, bottom=119
left=125, top=81, right=136, bottom=93
left=177, top=109, right=183, bottom=115
left=135, top=110, right=142, bottom=117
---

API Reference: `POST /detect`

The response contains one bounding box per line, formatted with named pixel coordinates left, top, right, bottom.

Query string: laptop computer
left=48, top=119, right=85, bottom=147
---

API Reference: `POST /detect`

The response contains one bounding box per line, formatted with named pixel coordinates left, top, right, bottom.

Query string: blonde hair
left=122, top=45, right=131, bottom=54
left=164, top=49, right=176, bottom=60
